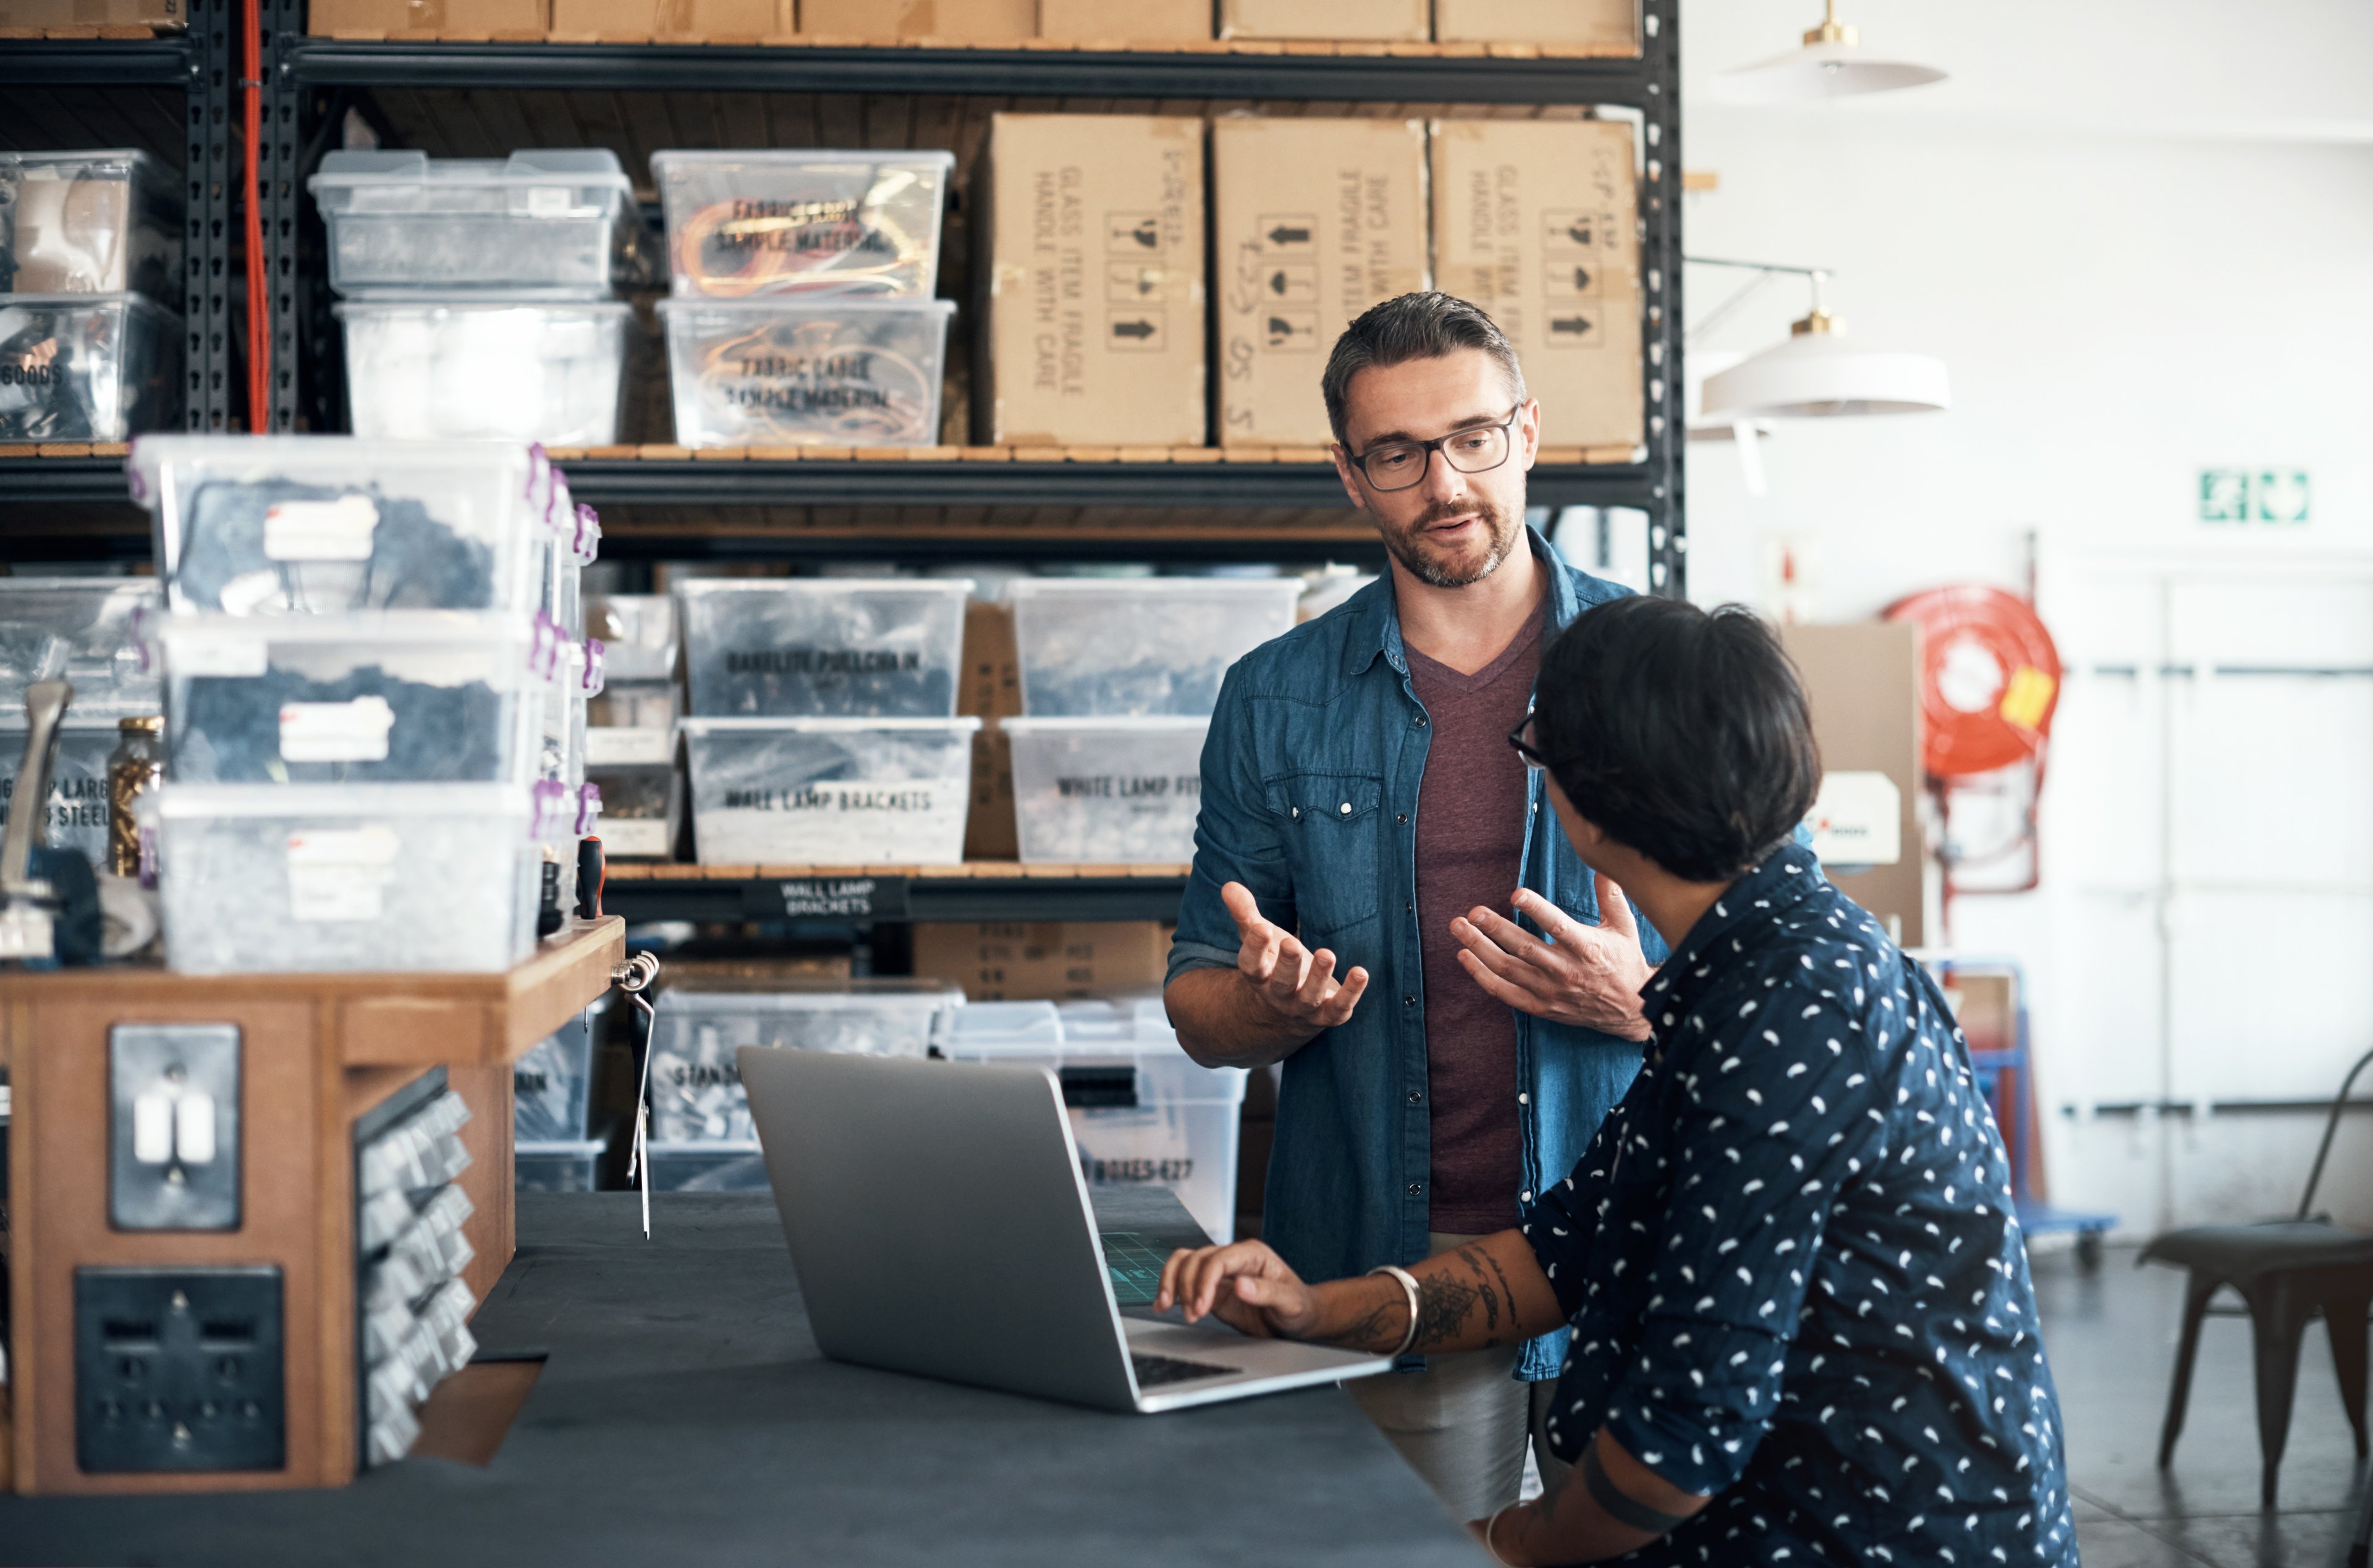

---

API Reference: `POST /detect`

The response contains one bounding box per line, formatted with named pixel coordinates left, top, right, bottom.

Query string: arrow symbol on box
left=1267, top=225, right=1311, bottom=247
left=1112, top=319, right=1158, bottom=340
left=1551, top=315, right=1594, bottom=336
left=1571, top=266, right=1593, bottom=290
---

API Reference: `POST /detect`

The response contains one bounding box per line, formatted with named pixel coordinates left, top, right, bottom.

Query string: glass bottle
left=107, top=714, right=164, bottom=882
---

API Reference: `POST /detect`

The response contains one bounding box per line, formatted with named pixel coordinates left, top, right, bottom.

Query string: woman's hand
left=1153, top=1240, right=1323, bottom=1339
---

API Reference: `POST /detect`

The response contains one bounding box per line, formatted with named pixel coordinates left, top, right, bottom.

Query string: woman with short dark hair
left=1157, top=597, right=2076, bottom=1566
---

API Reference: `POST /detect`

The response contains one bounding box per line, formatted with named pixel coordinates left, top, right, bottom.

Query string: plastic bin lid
left=0, top=292, right=184, bottom=324
left=654, top=976, right=966, bottom=1008
left=999, top=715, right=1212, bottom=736
left=155, top=781, right=535, bottom=820
left=677, top=715, right=981, bottom=735
left=1005, top=576, right=1302, bottom=600
left=2, top=148, right=181, bottom=201
left=312, top=148, right=633, bottom=192
left=947, top=1000, right=1063, bottom=1046
left=516, top=1137, right=609, bottom=1156
left=654, top=296, right=957, bottom=320
left=675, top=575, right=973, bottom=599
left=651, top=148, right=957, bottom=173
left=332, top=299, right=634, bottom=319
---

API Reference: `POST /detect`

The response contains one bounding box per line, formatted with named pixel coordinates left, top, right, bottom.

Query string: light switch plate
left=109, top=1024, right=242, bottom=1231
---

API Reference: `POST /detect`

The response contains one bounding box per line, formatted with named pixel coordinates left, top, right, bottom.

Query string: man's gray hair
left=1320, top=292, right=1528, bottom=447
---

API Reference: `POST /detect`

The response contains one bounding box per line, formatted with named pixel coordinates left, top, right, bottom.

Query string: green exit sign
left=2201, top=468, right=2310, bottom=524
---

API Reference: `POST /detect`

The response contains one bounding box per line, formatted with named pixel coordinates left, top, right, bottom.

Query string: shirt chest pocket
left=1264, top=772, right=1383, bottom=940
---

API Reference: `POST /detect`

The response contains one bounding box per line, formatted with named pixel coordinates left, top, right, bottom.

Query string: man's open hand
left=1223, top=880, right=1369, bottom=1035
left=1450, top=872, right=1652, bottom=1040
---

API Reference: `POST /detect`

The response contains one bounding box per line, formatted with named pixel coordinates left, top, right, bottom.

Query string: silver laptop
left=738, top=1046, right=1395, bottom=1414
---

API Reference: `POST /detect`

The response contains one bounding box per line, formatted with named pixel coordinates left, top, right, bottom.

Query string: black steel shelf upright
left=0, top=7, right=240, bottom=434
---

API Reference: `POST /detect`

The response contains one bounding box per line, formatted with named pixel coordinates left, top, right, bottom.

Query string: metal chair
left=2142, top=1044, right=2373, bottom=1510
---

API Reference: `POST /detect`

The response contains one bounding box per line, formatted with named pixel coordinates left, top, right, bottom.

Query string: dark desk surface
left=0, top=1191, right=1479, bottom=1567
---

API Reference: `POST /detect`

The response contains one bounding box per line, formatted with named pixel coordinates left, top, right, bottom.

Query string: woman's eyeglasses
left=1507, top=710, right=1550, bottom=772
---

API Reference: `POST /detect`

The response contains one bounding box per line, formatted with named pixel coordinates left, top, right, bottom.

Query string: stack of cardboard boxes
left=978, top=110, right=1643, bottom=457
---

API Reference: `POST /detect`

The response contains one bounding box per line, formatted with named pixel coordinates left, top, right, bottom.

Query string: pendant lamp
left=1720, top=1, right=1947, bottom=104
left=1701, top=307, right=1950, bottom=421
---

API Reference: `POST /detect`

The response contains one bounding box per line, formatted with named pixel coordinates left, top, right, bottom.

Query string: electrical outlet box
left=109, top=1023, right=241, bottom=1231
left=74, top=1266, right=286, bottom=1473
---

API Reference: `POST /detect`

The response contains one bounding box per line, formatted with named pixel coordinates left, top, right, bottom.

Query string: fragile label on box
left=1429, top=120, right=1643, bottom=451
left=979, top=114, right=1206, bottom=446
left=1214, top=117, right=1429, bottom=446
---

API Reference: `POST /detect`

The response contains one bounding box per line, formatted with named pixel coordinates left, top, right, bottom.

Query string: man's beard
left=1374, top=497, right=1524, bottom=589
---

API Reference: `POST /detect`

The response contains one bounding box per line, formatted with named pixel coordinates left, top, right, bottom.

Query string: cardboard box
left=0, top=0, right=181, bottom=26
left=312, top=0, right=544, bottom=32
left=1429, top=119, right=1642, bottom=452
left=1780, top=621, right=1925, bottom=949
left=1219, top=0, right=1420, bottom=40
left=799, top=0, right=1031, bottom=39
left=976, top=113, right=1206, bottom=447
left=913, top=921, right=1174, bottom=1001
left=1212, top=117, right=1428, bottom=447
left=545, top=0, right=784, bottom=35
left=961, top=598, right=1022, bottom=861
left=1038, top=0, right=1208, bottom=42
left=1433, top=0, right=1636, bottom=49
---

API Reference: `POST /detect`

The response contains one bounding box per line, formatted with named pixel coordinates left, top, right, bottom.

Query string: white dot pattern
left=1520, top=856, right=2076, bottom=1565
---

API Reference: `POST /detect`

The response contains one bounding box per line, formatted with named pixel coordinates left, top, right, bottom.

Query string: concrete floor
left=2036, top=1244, right=2369, bottom=1567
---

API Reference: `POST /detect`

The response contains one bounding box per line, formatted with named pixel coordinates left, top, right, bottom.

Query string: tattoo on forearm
left=1415, top=1270, right=1485, bottom=1351
left=1320, top=1293, right=1406, bottom=1354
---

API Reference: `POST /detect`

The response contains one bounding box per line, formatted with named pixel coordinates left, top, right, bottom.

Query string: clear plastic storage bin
left=645, top=1142, right=768, bottom=1192
left=658, top=297, right=953, bottom=449
left=310, top=149, right=635, bottom=298
left=1009, top=578, right=1301, bottom=717
left=677, top=578, right=968, bottom=718
left=586, top=593, right=677, bottom=681
left=158, top=613, right=556, bottom=786
left=515, top=1137, right=606, bottom=1193
left=0, top=293, right=180, bottom=442
left=680, top=715, right=977, bottom=865
left=583, top=725, right=679, bottom=859
left=514, top=996, right=605, bottom=1142
left=0, top=576, right=161, bottom=722
left=156, top=783, right=539, bottom=974
left=645, top=978, right=963, bottom=1143
left=132, top=436, right=551, bottom=617
left=0, top=725, right=114, bottom=868
left=0, top=148, right=184, bottom=298
left=336, top=301, right=628, bottom=445
left=1002, top=716, right=1206, bottom=864
left=652, top=149, right=954, bottom=300
left=947, top=999, right=1247, bottom=1243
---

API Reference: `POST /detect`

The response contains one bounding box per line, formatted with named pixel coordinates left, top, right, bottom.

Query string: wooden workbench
left=0, top=917, right=625, bottom=1495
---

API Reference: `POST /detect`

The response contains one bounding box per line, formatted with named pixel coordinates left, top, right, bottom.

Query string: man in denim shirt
left=1165, top=293, right=1669, bottom=1519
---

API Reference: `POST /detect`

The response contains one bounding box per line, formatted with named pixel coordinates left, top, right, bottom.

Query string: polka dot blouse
left=1520, top=853, right=2076, bottom=1565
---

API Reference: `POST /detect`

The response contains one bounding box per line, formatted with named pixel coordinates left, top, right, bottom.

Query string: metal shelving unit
left=2, top=13, right=1686, bottom=924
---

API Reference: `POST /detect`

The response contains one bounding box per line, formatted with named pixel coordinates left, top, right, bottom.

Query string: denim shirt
left=1165, top=526, right=1667, bottom=1381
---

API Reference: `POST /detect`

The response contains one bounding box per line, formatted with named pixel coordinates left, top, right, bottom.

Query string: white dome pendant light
left=1720, top=1, right=1947, bottom=104
left=1696, top=264, right=1950, bottom=421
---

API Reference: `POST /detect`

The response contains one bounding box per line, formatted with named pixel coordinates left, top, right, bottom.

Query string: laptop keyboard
left=1099, top=1231, right=1170, bottom=1305
left=1132, top=1352, right=1240, bottom=1388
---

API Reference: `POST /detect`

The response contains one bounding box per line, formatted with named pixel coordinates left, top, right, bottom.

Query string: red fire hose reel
left=1886, top=586, right=2062, bottom=778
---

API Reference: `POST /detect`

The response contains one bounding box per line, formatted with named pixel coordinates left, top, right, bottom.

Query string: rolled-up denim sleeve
left=1166, top=664, right=1292, bottom=987
left=1599, top=979, right=1875, bottom=1496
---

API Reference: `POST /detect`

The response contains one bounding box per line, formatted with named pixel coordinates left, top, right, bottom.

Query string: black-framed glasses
left=1507, top=709, right=1550, bottom=772
left=1348, top=406, right=1521, bottom=492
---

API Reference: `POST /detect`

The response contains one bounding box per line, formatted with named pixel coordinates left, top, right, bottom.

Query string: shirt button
left=1339, top=801, right=1352, bottom=815
left=1396, top=812, right=1408, bottom=825
left=1414, top=715, right=1428, bottom=728
left=1405, top=901, right=1414, bottom=913
left=1407, top=1090, right=1423, bottom=1105
left=1521, top=1191, right=1534, bottom=1203
left=1408, top=1182, right=1424, bottom=1197
left=1518, top=1092, right=1530, bottom=1105
left=1291, top=806, right=1300, bottom=819
left=1402, top=995, right=1416, bottom=1008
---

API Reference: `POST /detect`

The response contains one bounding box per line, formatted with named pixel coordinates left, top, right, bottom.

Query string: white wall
left=1675, top=3, right=2373, bottom=1234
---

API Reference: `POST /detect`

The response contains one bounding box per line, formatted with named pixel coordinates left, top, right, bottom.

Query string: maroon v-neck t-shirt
left=1406, top=612, right=1544, bottom=1234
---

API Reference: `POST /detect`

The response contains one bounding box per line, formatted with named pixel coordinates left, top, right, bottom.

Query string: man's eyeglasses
left=1348, top=407, right=1522, bottom=493
left=1507, top=709, right=1550, bottom=772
